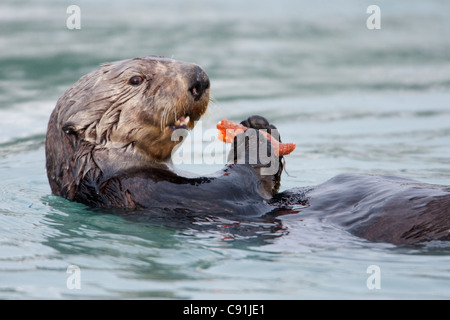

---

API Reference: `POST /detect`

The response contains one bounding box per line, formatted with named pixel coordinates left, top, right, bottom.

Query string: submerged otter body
left=45, top=56, right=450, bottom=245
left=274, top=174, right=450, bottom=244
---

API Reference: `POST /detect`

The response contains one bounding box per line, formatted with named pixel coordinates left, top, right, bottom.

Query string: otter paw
left=240, top=115, right=280, bottom=141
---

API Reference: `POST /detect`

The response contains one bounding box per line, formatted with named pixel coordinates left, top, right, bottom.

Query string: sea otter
left=45, top=56, right=450, bottom=245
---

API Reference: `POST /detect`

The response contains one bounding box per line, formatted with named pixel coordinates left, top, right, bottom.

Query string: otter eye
left=129, top=75, right=144, bottom=86
left=62, top=122, right=78, bottom=136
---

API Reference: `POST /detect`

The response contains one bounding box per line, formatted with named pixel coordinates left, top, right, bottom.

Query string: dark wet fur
left=272, top=174, right=450, bottom=245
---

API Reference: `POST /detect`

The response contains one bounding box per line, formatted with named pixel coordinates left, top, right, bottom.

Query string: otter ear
left=62, top=122, right=80, bottom=136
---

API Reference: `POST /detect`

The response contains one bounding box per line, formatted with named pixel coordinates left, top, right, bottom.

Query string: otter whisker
left=173, top=104, right=177, bottom=124
left=161, top=107, right=167, bottom=131
left=160, top=99, right=169, bottom=130
left=209, top=95, right=217, bottom=105
left=161, top=100, right=173, bottom=130
left=166, top=101, right=173, bottom=126
left=162, top=109, right=167, bottom=129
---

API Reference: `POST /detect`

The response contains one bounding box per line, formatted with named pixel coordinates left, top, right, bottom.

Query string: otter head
left=45, top=56, right=210, bottom=199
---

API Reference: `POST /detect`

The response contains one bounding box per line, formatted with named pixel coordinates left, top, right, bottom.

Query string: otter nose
left=188, top=66, right=210, bottom=101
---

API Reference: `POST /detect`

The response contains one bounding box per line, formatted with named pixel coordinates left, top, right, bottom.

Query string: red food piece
left=216, top=119, right=296, bottom=156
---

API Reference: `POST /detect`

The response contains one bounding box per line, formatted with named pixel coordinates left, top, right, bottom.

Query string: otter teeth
left=174, top=115, right=190, bottom=127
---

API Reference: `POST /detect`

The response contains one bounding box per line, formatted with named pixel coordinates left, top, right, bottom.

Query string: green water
left=1, top=0, right=450, bottom=299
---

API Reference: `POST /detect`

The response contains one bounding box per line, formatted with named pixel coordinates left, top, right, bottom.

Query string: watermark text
left=366, top=5, right=381, bottom=30
left=66, top=5, right=81, bottom=30
left=366, top=265, right=381, bottom=290
left=66, top=264, right=81, bottom=289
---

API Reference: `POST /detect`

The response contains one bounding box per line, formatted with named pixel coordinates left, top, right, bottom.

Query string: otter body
left=46, top=56, right=280, bottom=213
left=45, top=56, right=450, bottom=245
left=275, top=174, right=450, bottom=244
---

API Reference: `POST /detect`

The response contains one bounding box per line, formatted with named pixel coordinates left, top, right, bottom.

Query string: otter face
left=59, top=56, right=209, bottom=161
left=46, top=56, right=210, bottom=198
